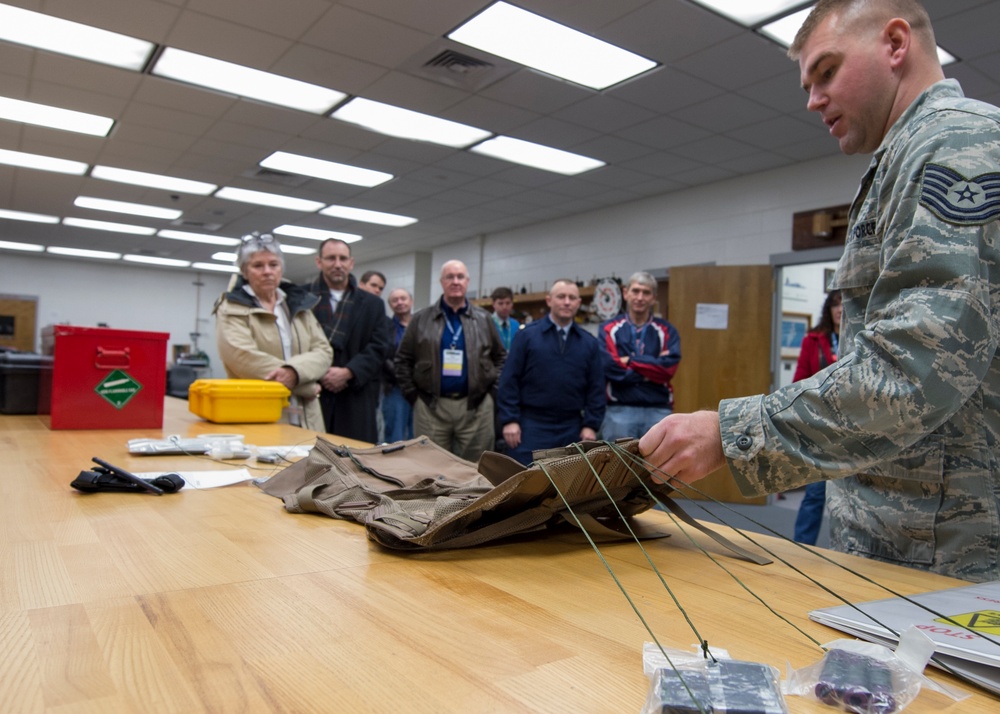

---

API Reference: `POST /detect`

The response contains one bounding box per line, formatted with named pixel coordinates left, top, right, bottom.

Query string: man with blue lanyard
left=498, top=279, right=605, bottom=465
left=598, top=271, right=681, bottom=441
left=395, top=260, right=506, bottom=462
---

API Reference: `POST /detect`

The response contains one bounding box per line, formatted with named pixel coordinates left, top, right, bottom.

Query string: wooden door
left=0, top=294, right=38, bottom=352
left=667, top=265, right=774, bottom=504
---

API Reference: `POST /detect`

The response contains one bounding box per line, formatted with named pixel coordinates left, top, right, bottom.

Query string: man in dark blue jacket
left=599, top=271, right=681, bottom=440
left=497, top=279, right=605, bottom=466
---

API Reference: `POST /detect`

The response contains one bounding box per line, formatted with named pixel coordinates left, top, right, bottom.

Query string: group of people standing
left=213, top=242, right=682, bottom=470
left=214, top=236, right=408, bottom=445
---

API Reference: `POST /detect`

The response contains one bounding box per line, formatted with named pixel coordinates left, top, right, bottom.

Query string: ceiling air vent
left=402, top=42, right=518, bottom=91
left=170, top=218, right=224, bottom=232
left=243, top=166, right=310, bottom=188
left=425, top=49, right=493, bottom=76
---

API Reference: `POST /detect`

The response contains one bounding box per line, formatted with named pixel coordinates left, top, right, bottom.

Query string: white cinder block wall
left=357, top=152, right=867, bottom=309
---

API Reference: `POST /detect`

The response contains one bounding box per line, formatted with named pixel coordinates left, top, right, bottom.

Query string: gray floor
left=672, top=487, right=831, bottom=549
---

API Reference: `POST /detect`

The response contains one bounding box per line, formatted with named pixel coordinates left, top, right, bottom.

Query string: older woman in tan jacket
left=214, top=233, right=332, bottom=431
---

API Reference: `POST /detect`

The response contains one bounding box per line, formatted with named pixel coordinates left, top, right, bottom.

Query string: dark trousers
left=320, top=386, right=379, bottom=443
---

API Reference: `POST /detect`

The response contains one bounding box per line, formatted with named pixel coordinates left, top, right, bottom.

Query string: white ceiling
left=1, top=0, right=998, bottom=281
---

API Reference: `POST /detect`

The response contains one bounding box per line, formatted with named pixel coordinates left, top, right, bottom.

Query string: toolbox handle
left=95, top=346, right=131, bottom=369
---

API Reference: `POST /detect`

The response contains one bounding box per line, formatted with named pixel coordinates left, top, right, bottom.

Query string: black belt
left=440, top=392, right=467, bottom=399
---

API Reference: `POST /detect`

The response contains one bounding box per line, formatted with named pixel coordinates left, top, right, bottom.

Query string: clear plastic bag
left=642, top=643, right=787, bottom=714
left=786, top=630, right=969, bottom=714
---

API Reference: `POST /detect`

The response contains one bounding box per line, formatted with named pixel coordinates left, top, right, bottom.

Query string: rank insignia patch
left=920, top=164, right=1000, bottom=225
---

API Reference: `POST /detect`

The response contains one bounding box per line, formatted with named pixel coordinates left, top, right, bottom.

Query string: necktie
left=559, top=328, right=567, bottom=353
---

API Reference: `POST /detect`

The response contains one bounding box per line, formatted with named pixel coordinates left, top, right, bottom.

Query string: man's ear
left=884, top=17, right=911, bottom=69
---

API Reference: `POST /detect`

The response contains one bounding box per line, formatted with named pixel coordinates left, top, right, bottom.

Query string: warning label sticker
left=935, top=610, right=1000, bottom=635
left=94, top=369, right=143, bottom=409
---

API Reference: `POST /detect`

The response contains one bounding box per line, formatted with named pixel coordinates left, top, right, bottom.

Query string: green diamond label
left=95, top=369, right=143, bottom=409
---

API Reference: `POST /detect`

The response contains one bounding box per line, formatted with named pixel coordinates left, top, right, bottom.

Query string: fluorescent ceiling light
left=277, top=244, right=316, bottom=255
left=273, top=224, right=363, bottom=242
left=0, top=95, right=114, bottom=136
left=758, top=6, right=958, bottom=65
left=757, top=7, right=811, bottom=45
left=211, top=252, right=237, bottom=262
left=47, top=246, right=121, bottom=260
left=0, top=148, right=88, bottom=174
left=470, top=136, right=605, bottom=175
left=63, top=217, right=157, bottom=235
left=0, top=208, right=59, bottom=224
left=124, top=254, right=191, bottom=267
left=260, top=151, right=392, bottom=187
left=318, top=205, right=417, bottom=227
left=157, top=229, right=240, bottom=246
left=448, top=2, right=657, bottom=90
left=92, top=165, right=217, bottom=195
left=215, top=186, right=325, bottom=212
left=688, top=0, right=806, bottom=26
left=192, top=261, right=239, bottom=273
left=0, top=4, right=155, bottom=71
left=151, top=47, right=346, bottom=114
left=74, top=196, right=182, bottom=220
left=0, top=239, right=44, bottom=252
left=332, top=98, right=491, bottom=148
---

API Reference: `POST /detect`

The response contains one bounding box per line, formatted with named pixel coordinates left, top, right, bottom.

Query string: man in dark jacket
left=395, top=259, right=505, bottom=462
left=305, top=238, right=389, bottom=442
left=497, top=279, right=605, bottom=465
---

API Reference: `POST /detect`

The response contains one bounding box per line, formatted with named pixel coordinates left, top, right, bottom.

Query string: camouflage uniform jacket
left=719, top=80, right=1000, bottom=583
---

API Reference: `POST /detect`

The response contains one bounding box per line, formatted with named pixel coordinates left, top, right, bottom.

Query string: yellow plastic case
left=187, top=379, right=290, bottom=423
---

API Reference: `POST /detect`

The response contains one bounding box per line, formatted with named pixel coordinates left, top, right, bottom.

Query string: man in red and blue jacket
left=598, top=272, right=681, bottom=441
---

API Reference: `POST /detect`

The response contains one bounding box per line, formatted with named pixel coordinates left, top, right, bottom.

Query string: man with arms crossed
left=641, top=0, right=1000, bottom=583
left=306, top=239, right=389, bottom=443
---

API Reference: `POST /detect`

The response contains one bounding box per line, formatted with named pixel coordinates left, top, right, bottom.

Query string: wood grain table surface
left=1, top=397, right=995, bottom=712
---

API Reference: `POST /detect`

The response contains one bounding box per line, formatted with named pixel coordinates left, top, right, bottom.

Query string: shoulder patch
left=920, top=164, right=1000, bottom=225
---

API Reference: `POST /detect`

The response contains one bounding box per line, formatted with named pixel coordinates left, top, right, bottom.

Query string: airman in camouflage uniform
left=640, top=0, right=1000, bottom=583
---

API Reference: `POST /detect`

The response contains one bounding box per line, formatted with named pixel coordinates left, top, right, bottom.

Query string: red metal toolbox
left=40, top=325, right=169, bottom=429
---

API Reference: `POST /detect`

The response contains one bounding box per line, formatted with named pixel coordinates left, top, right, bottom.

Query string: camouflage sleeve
left=719, top=104, right=1000, bottom=498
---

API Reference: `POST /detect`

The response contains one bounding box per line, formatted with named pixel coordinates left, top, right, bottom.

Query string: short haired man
left=641, top=0, right=1000, bottom=583
left=359, top=270, right=386, bottom=297
left=599, top=272, right=681, bottom=440
left=395, top=260, right=506, bottom=462
left=305, top=239, right=389, bottom=442
left=497, top=280, right=605, bottom=465
left=382, top=287, right=414, bottom=443
left=490, top=286, right=519, bottom=351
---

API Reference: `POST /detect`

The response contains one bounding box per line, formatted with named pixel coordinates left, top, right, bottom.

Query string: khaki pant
left=414, top=394, right=495, bottom=463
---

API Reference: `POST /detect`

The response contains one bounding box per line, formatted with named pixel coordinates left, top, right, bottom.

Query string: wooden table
left=1, top=398, right=995, bottom=712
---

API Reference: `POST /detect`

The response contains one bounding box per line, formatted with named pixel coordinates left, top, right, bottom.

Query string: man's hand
left=503, top=422, right=521, bottom=449
left=580, top=427, right=597, bottom=441
left=638, top=411, right=726, bottom=485
left=264, top=366, right=299, bottom=391
left=320, top=366, right=353, bottom=393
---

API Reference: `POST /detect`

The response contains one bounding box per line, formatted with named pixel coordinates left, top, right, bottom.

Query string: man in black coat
left=304, top=238, right=389, bottom=442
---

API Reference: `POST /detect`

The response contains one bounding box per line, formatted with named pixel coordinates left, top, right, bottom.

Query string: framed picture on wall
left=781, top=312, right=812, bottom=359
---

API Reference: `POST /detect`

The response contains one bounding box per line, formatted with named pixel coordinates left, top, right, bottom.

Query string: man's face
left=492, top=297, right=513, bottom=320
left=361, top=275, right=385, bottom=296
left=546, top=282, right=582, bottom=324
left=625, top=282, right=655, bottom=319
left=388, top=289, right=412, bottom=317
left=316, top=242, right=354, bottom=290
left=439, top=262, right=470, bottom=302
left=798, top=13, right=894, bottom=155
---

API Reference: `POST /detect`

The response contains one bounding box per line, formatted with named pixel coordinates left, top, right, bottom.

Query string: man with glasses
left=395, top=260, right=506, bottom=462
